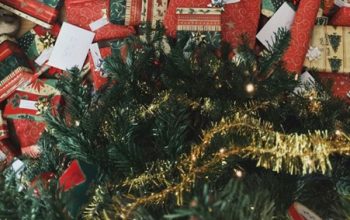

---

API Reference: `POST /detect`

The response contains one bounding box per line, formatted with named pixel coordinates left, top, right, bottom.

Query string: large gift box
left=109, top=0, right=168, bottom=28
left=3, top=79, right=61, bottom=158
left=304, top=26, right=350, bottom=74
left=0, top=0, right=63, bottom=29
left=65, top=0, right=136, bottom=42
left=0, top=37, right=34, bottom=103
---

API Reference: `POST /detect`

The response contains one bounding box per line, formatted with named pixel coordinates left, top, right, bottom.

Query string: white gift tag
left=19, top=100, right=37, bottom=110
left=90, top=43, right=103, bottom=71
left=48, top=22, right=95, bottom=71
left=11, top=159, right=25, bottom=173
left=335, top=0, right=350, bottom=7
left=89, top=17, right=110, bottom=32
left=0, top=150, right=6, bottom=162
left=256, top=2, right=295, bottom=49
left=35, top=47, right=54, bottom=66
left=224, top=0, right=240, bottom=3
left=294, top=71, right=316, bottom=94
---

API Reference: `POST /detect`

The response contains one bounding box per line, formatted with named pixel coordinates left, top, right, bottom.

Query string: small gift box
left=0, top=0, right=63, bottom=29
left=0, top=36, right=34, bottom=103
left=175, top=7, right=222, bottom=53
left=65, top=0, right=135, bottom=42
left=18, top=24, right=62, bottom=77
left=3, top=79, right=61, bottom=158
left=88, top=46, right=112, bottom=91
left=304, top=26, right=350, bottom=74
left=164, top=0, right=261, bottom=49
left=109, top=0, right=168, bottom=28
left=59, top=160, right=97, bottom=218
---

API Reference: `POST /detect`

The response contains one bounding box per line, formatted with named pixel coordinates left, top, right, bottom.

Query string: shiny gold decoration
left=111, top=107, right=350, bottom=219
left=35, top=97, right=50, bottom=115
left=38, top=32, right=56, bottom=49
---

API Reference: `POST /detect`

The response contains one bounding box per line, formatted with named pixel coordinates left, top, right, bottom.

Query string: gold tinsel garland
left=99, top=110, right=350, bottom=219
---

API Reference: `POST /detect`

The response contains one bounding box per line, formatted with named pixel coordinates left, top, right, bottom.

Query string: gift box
left=330, top=7, right=350, bottom=26
left=0, top=0, right=63, bottom=29
left=0, top=112, right=17, bottom=171
left=164, top=0, right=261, bottom=49
left=304, top=26, right=350, bottom=74
left=18, top=24, right=62, bottom=77
left=65, top=0, right=136, bottom=42
left=282, top=0, right=321, bottom=73
left=3, top=79, right=61, bottom=158
left=88, top=47, right=112, bottom=91
left=59, top=160, right=97, bottom=218
left=175, top=7, right=222, bottom=48
left=0, top=37, right=34, bottom=103
left=109, top=0, right=168, bottom=28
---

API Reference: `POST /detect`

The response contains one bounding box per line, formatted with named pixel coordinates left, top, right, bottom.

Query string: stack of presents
left=0, top=0, right=349, bottom=217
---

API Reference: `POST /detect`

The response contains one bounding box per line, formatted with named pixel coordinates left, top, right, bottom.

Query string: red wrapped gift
left=331, top=7, right=350, bottom=26
left=164, top=0, right=261, bottom=49
left=18, top=24, right=63, bottom=77
left=0, top=112, right=17, bottom=170
left=318, top=73, right=350, bottom=102
left=88, top=47, right=112, bottom=91
left=3, top=79, right=61, bottom=158
left=65, top=0, right=136, bottom=42
left=109, top=0, right=168, bottom=28
left=282, top=0, right=321, bottom=74
left=0, top=37, right=34, bottom=103
left=0, top=0, right=62, bottom=29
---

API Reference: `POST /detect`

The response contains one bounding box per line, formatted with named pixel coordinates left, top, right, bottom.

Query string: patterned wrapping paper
left=318, top=73, right=350, bottom=102
left=18, top=24, right=61, bottom=76
left=0, top=0, right=62, bottom=29
left=176, top=8, right=222, bottom=32
left=331, top=7, right=350, bottom=26
left=304, top=26, right=350, bottom=74
left=3, top=79, right=61, bottom=157
left=65, top=0, right=136, bottom=42
left=88, top=47, right=112, bottom=91
left=0, top=37, right=34, bottom=103
left=282, top=0, right=321, bottom=74
left=109, top=0, right=168, bottom=28
left=0, top=112, right=17, bottom=171
left=164, top=0, right=261, bottom=49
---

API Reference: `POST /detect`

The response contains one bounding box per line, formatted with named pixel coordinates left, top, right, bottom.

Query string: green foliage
left=1, top=23, right=350, bottom=219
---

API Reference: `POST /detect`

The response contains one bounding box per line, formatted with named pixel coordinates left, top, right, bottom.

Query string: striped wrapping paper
left=176, top=8, right=222, bottom=32
left=109, top=0, right=168, bottom=28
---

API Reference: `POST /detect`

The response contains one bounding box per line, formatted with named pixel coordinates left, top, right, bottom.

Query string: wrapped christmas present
left=0, top=36, right=34, bottom=102
left=59, top=159, right=97, bottom=218
left=330, top=0, right=350, bottom=26
left=175, top=7, right=222, bottom=50
left=304, top=26, right=350, bottom=74
left=88, top=45, right=112, bottom=91
left=282, top=0, right=321, bottom=73
left=3, top=79, right=62, bottom=158
left=0, top=0, right=63, bottom=29
left=164, top=0, right=261, bottom=49
left=18, top=24, right=62, bottom=77
left=65, top=0, right=135, bottom=42
left=109, top=0, right=168, bottom=28
left=0, top=112, right=18, bottom=171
